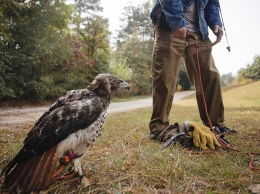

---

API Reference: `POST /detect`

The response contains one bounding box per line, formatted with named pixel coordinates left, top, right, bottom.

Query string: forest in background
left=0, top=0, right=259, bottom=101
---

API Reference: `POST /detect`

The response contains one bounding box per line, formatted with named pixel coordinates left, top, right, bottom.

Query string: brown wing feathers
left=2, top=74, right=128, bottom=193
left=4, top=145, right=59, bottom=193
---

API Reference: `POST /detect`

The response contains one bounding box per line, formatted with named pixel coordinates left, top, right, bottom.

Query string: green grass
left=1, top=82, right=260, bottom=193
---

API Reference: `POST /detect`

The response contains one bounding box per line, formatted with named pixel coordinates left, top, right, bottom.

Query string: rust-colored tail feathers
left=4, top=145, right=59, bottom=193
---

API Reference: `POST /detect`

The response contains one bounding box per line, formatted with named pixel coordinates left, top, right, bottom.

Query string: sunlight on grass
left=223, top=82, right=260, bottom=107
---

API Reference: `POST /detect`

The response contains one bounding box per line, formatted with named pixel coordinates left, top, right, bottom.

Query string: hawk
left=1, top=74, right=129, bottom=193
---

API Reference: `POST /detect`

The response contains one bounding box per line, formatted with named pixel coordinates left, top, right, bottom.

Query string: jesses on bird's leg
left=62, top=150, right=89, bottom=187
left=59, top=150, right=83, bottom=165
left=57, top=150, right=86, bottom=178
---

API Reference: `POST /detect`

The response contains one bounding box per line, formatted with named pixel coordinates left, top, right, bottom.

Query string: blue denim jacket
left=150, top=0, right=222, bottom=40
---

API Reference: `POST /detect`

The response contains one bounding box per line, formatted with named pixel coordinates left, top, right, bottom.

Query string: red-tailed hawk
left=1, top=74, right=129, bottom=193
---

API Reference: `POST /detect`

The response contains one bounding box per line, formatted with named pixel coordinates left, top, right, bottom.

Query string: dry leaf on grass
left=248, top=184, right=260, bottom=194
left=81, top=176, right=90, bottom=188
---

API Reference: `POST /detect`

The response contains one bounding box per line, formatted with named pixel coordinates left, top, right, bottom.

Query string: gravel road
left=0, top=91, right=195, bottom=130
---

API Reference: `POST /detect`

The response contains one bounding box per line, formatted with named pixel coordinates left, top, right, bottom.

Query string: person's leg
left=149, top=24, right=186, bottom=137
left=183, top=34, right=225, bottom=128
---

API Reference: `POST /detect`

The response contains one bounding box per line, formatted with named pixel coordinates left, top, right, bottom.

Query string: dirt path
left=0, top=91, right=195, bottom=130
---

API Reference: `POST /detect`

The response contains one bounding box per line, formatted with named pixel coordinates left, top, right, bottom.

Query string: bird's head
left=106, top=74, right=130, bottom=92
left=88, top=74, right=129, bottom=98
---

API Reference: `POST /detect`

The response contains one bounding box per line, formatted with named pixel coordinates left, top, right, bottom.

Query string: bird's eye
left=117, top=80, right=122, bottom=84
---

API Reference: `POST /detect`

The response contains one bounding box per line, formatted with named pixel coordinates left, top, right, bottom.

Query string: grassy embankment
left=0, top=82, right=259, bottom=193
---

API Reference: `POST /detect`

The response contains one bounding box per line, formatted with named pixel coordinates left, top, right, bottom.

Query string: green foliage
left=114, top=1, right=154, bottom=95
left=0, top=0, right=73, bottom=100
left=220, top=72, right=235, bottom=86
left=117, top=33, right=152, bottom=95
left=108, top=58, right=133, bottom=97
left=79, top=16, right=110, bottom=82
left=236, top=54, right=260, bottom=84
left=243, top=55, right=260, bottom=81
left=108, top=59, right=133, bottom=81
left=118, top=0, right=154, bottom=42
left=235, top=68, right=252, bottom=84
left=1, top=0, right=155, bottom=101
left=72, top=0, right=110, bottom=83
left=0, top=0, right=111, bottom=101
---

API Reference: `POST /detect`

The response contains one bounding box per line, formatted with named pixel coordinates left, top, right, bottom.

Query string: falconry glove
left=184, top=121, right=221, bottom=150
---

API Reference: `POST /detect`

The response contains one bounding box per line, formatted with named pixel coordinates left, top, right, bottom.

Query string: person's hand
left=212, top=25, right=223, bottom=46
left=185, top=121, right=221, bottom=150
left=172, top=27, right=187, bottom=39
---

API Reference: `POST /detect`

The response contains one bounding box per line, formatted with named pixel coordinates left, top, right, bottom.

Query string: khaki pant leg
left=184, top=34, right=225, bottom=128
left=149, top=26, right=186, bottom=134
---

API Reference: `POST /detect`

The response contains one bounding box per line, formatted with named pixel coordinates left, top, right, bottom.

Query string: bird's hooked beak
left=119, top=81, right=130, bottom=91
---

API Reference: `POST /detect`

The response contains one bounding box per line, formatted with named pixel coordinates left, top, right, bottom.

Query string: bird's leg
left=61, top=150, right=85, bottom=177
left=73, top=158, right=85, bottom=178
left=53, top=151, right=84, bottom=181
